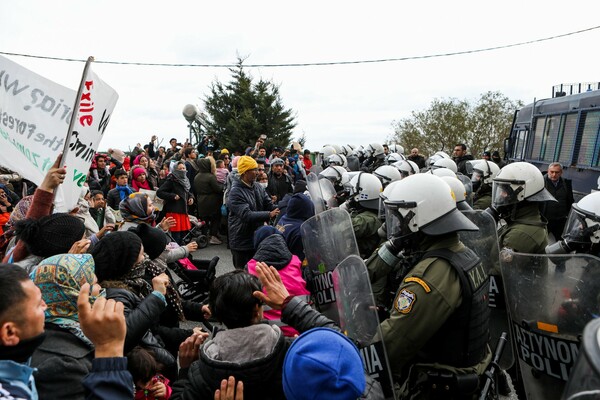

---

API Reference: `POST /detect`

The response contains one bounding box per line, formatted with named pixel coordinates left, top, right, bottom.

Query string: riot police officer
left=545, top=191, right=600, bottom=257
left=489, top=161, right=555, bottom=254
left=471, top=160, right=500, bottom=210
left=360, top=143, right=386, bottom=173
left=344, top=172, right=383, bottom=259
left=367, top=173, right=491, bottom=398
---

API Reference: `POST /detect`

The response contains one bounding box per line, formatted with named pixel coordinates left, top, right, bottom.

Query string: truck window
left=577, top=111, right=600, bottom=166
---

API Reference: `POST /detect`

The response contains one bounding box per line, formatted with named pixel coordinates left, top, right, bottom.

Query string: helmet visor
left=563, top=207, right=600, bottom=244
left=471, top=170, right=484, bottom=184
left=492, top=179, right=525, bottom=208
left=383, top=200, right=418, bottom=240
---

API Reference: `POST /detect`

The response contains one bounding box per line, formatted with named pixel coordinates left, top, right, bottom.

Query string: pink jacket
left=247, top=255, right=310, bottom=337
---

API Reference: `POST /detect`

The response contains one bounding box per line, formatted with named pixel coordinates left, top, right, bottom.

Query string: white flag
left=0, top=55, right=119, bottom=212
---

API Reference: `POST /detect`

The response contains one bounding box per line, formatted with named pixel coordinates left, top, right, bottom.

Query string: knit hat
left=237, top=156, right=259, bottom=175
left=108, top=148, right=125, bottom=164
left=283, top=328, right=366, bottom=400
left=14, top=213, right=86, bottom=258
left=221, top=148, right=229, bottom=155
left=293, top=180, right=307, bottom=194
left=132, top=166, right=147, bottom=181
left=270, top=157, right=284, bottom=166
left=129, top=223, right=168, bottom=260
left=91, top=231, right=143, bottom=282
left=253, top=225, right=280, bottom=250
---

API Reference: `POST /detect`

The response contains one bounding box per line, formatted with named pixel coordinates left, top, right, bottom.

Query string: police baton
left=478, top=332, right=508, bottom=400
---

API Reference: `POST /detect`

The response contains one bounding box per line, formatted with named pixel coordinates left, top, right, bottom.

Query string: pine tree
left=203, top=59, right=296, bottom=153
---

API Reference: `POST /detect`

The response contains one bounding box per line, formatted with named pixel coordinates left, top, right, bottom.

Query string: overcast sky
left=3, top=1, right=600, bottom=155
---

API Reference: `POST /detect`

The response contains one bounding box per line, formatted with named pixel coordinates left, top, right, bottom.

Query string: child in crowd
left=127, top=346, right=173, bottom=400
left=215, top=159, right=229, bottom=184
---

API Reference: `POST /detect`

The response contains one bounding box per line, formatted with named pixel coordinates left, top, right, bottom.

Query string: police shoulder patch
left=394, top=288, right=416, bottom=314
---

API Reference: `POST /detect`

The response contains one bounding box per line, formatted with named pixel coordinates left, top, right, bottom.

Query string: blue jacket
left=276, top=193, right=314, bottom=260
left=227, top=179, right=275, bottom=251
left=82, top=357, right=134, bottom=400
left=0, top=359, right=37, bottom=399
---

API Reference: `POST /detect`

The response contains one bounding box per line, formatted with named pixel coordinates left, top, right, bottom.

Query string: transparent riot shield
left=301, top=208, right=359, bottom=322
left=334, top=255, right=396, bottom=399
left=460, top=210, right=514, bottom=369
left=319, top=177, right=338, bottom=210
left=561, top=318, right=600, bottom=400
left=457, top=174, right=473, bottom=206
left=500, top=251, right=600, bottom=400
left=307, top=172, right=339, bottom=214
left=307, top=172, right=326, bottom=214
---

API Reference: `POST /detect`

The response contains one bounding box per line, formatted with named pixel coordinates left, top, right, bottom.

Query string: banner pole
left=53, top=56, right=95, bottom=204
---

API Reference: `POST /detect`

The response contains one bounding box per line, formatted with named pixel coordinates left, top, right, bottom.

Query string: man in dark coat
left=266, top=158, right=294, bottom=204
left=227, top=156, right=279, bottom=269
left=541, top=162, right=575, bottom=241
left=452, top=143, right=474, bottom=176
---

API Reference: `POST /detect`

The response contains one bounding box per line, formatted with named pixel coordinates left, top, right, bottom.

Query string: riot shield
left=307, top=173, right=338, bottom=214
left=301, top=208, right=359, bottom=322
left=500, top=251, right=600, bottom=400
left=460, top=211, right=514, bottom=369
left=457, top=174, right=473, bottom=206
left=561, top=318, right=600, bottom=400
left=306, top=172, right=326, bottom=214
left=333, top=255, right=396, bottom=399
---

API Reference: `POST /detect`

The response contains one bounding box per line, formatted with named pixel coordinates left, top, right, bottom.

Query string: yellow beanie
left=237, top=156, right=258, bottom=175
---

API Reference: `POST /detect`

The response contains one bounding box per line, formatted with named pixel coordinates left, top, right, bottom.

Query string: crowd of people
left=0, top=132, right=593, bottom=400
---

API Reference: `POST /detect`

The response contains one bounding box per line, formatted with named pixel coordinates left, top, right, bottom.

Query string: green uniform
left=350, top=209, right=382, bottom=259
left=369, top=234, right=490, bottom=386
left=498, top=203, right=548, bottom=254
left=472, top=185, right=492, bottom=210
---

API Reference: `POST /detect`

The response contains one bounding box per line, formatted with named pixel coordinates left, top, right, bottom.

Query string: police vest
left=417, top=247, right=490, bottom=368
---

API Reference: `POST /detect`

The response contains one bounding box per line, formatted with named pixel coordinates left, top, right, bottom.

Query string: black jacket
left=226, top=179, right=275, bottom=251
left=266, top=172, right=294, bottom=203
left=157, top=175, right=192, bottom=215
left=542, top=176, right=574, bottom=221
left=104, top=288, right=175, bottom=367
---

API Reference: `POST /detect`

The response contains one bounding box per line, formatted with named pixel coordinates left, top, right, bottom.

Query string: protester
left=246, top=226, right=310, bottom=337
left=157, top=162, right=194, bottom=245
left=227, top=156, right=279, bottom=269
left=132, top=167, right=153, bottom=192
left=30, top=253, right=102, bottom=399
left=193, top=157, right=224, bottom=245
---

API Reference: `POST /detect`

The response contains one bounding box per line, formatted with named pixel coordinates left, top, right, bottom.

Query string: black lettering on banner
left=512, top=322, right=580, bottom=381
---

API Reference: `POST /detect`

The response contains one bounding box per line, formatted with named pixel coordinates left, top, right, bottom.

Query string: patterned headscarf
left=7, top=195, right=34, bottom=228
left=31, top=253, right=104, bottom=346
left=119, top=193, right=154, bottom=223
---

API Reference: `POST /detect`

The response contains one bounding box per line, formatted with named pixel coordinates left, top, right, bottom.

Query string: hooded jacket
left=276, top=193, right=314, bottom=260
left=247, top=234, right=310, bottom=337
left=193, top=158, right=223, bottom=217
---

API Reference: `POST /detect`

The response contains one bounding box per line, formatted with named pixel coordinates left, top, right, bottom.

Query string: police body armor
left=460, top=210, right=514, bottom=369
left=500, top=251, right=600, bottom=400
left=417, top=247, right=490, bottom=367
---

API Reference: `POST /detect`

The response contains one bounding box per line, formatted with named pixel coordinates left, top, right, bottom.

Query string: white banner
left=0, top=55, right=118, bottom=212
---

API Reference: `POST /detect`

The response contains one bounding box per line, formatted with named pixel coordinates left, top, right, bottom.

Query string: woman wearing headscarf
left=157, top=162, right=194, bottom=245
left=30, top=253, right=103, bottom=399
left=91, top=232, right=178, bottom=377
left=119, top=193, right=198, bottom=270
left=131, top=166, right=152, bottom=192
left=193, top=157, right=224, bottom=245
left=129, top=224, right=209, bottom=357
